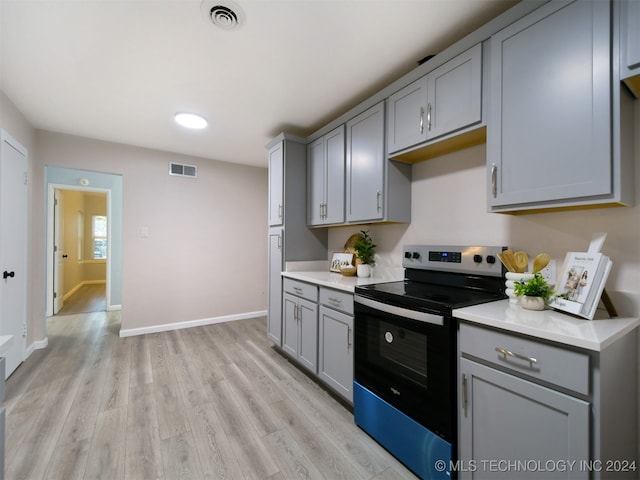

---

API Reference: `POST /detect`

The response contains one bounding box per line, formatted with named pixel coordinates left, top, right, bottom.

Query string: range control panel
left=402, top=245, right=506, bottom=277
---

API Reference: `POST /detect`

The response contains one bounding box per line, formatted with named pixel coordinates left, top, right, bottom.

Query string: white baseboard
left=26, top=337, right=49, bottom=358
left=63, top=279, right=107, bottom=301
left=118, top=310, right=267, bottom=338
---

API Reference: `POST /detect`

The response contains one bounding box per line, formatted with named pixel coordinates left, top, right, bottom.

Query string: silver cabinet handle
left=328, top=297, right=342, bottom=306
left=495, top=347, right=537, bottom=368
left=278, top=203, right=283, bottom=220
left=376, top=190, right=381, bottom=212
left=347, top=326, right=352, bottom=348
left=427, top=103, right=432, bottom=131
left=491, top=163, right=497, bottom=198
left=323, top=203, right=327, bottom=219
left=293, top=286, right=303, bottom=294
left=461, top=374, right=468, bottom=416
left=419, top=107, right=424, bottom=134
left=319, top=203, right=324, bottom=219
left=277, top=234, right=282, bottom=249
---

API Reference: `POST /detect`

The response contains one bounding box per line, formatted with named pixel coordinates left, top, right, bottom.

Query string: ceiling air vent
left=169, top=162, right=197, bottom=178
left=201, top=0, right=246, bottom=31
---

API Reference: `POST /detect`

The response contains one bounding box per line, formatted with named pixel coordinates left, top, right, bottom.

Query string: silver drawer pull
left=495, top=347, right=537, bottom=368
left=293, top=287, right=303, bottom=293
left=328, top=297, right=342, bottom=305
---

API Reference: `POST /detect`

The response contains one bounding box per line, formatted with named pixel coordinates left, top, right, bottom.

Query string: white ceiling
left=0, top=0, right=517, bottom=168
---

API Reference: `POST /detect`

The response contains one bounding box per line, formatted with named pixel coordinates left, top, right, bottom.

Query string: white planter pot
left=357, top=264, right=371, bottom=278
left=520, top=296, right=545, bottom=311
left=505, top=272, right=535, bottom=304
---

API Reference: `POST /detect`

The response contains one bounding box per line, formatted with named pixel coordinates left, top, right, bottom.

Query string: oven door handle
left=355, top=296, right=444, bottom=326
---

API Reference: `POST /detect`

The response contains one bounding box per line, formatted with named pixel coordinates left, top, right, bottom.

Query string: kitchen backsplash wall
left=329, top=101, right=640, bottom=317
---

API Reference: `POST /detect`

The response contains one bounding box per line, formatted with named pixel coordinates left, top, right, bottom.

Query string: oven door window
left=374, top=319, right=427, bottom=388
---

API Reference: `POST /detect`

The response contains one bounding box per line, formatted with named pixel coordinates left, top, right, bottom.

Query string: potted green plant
left=513, top=273, right=554, bottom=310
left=353, top=230, right=376, bottom=277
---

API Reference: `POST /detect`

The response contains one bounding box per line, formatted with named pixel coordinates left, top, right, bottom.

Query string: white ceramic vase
left=505, top=272, right=535, bottom=304
left=520, top=295, right=545, bottom=311
left=357, top=264, right=371, bottom=278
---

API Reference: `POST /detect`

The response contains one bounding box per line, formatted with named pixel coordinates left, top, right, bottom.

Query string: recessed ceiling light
left=174, top=113, right=208, bottom=129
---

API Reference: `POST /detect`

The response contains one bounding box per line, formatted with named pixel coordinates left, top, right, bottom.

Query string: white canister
left=357, top=264, right=371, bottom=277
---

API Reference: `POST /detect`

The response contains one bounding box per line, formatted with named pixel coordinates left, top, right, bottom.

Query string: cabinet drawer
left=460, top=323, right=589, bottom=395
left=283, top=278, right=318, bottom=302
left=319, top=287, right=353, bottom=315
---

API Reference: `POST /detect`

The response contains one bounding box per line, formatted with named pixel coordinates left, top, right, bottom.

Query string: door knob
left=3, top=271, right=15, bottom=279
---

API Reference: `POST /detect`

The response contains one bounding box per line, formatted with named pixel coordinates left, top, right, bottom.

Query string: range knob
left=412, top=252, right=420, bottom=259
left=486, top=255, right=496, bottom=264
left=404, top=251, right=412, bottom=259
left=473, top=254, right=483, bottom=263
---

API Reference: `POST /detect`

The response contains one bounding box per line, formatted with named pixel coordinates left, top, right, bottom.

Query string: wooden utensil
left=532, top=253, right=551, bottom=273
left=498, top=250, right=516, bottom=273
left=514, top=251, right=528, bottom=273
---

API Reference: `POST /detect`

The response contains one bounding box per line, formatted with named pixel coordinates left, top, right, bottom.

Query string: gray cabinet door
left=622, top=0, right=640, bottom=71
left=318, top=306, right=353, bottom=403
left=298, top=298, right=318, bottom=373
left=427, top=43, right=482, bottom=140
left=282, top=292, right=298, bottom=358
left=346, top=101, right=385, bottom=223
left=267, top=229, right=283, bottom=345
left=307, top=126, right=345, bottom=226
left=323, top=126, right=345, bottom=225
left=307, top=137, right=325, bottom=225
left=268, top=141, right=284, bottom=226
left=387, top=77, right=428, bottom=153
left=459, top=358, right=590, bottom=480
left=488, top=0, right=611, bottom=210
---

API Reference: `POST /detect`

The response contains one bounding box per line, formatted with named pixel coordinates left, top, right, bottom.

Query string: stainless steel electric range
left=353, top=245, right=506, bottom=479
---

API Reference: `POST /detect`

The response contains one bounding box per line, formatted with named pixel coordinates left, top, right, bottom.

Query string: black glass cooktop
left=355, top=280, right=505, bottom=315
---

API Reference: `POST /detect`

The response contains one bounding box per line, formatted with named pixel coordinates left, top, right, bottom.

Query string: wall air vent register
left=169, top=162, right=197, bottom=178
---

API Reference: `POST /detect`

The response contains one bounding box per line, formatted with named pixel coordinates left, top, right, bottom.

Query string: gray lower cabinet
left=620, top=0, right=640, bottom=97
left=487, top=0, right=635, bottom=212
left=387, top=43, right=483, bottom=155
left=318, top=287, right=354, bottom=403
left=307, top=125, right=345, bottom=226
left=459, top=322, right=638, bottom=480
left=346, top=101, right=411, bottom=224
left=282, top=279, right=318, bottom=374
left=267, top=229, right=283, bottom=344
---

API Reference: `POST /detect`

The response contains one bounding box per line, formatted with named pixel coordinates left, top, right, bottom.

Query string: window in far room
left=92, top=215, right=107, bottom=260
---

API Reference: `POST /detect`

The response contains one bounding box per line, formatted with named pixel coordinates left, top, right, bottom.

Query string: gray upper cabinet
left=268, top=142, right=284, bottom=226
left=620, top=0, right=640, bottom=97
left=487, top=0, right=634, bottom=213
left=346, top=101, right=411, bottom=224
left=307, top=125, right=345, bottom=226
left=387, top=44, right=482, bottom=156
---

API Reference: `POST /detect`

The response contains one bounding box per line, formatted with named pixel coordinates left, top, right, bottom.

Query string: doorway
left=46, top=185, right=111, bottom=317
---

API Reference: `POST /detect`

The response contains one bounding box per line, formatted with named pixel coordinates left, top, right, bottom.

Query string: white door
left=0, top=130, right=28, bottom=378
left=53, top=189, right=64, bottom=314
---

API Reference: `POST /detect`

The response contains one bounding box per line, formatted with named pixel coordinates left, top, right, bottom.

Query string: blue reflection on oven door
left=354, top=381, right=452, bottom=479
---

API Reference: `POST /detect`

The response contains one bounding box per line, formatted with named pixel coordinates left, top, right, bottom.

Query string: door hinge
left=53, top=292, right=57, bottom=299
left=22, top=323, right=27, bottom=338
left=23, top=172, right=28, bottom=185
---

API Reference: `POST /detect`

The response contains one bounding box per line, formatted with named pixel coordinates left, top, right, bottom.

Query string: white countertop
left=281, top=269, right=404, bottom=293
left=454, top=300, right=640, bottom=352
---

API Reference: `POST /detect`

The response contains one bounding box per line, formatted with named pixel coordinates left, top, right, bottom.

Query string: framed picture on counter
left=330, top=252, right=354, bottom=272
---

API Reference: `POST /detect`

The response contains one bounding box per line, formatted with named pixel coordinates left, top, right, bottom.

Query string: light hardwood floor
left=57, top=284, right=106, bottom=316
left=3, top=311, right=417, bottom=479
